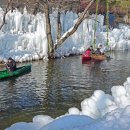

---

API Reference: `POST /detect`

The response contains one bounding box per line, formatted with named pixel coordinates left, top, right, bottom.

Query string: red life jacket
left=85, top=49, right=91, bottom=57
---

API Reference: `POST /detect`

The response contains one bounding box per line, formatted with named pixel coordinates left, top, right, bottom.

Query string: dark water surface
left=0, top=51, right=130, bottom=129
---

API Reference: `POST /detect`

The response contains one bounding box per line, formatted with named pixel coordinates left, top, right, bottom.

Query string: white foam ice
left=6, top=77, right=130, bottom=130
left=0, top=7, right=129, bottom=62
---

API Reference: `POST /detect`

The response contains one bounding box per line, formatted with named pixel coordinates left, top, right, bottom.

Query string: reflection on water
left=0, top=51, right=130, bottom=129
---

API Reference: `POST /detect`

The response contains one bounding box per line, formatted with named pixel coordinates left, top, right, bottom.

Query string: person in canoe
left=95, top=47, right=102, bottom=55
left=84, top=45, right=95, bottom=55
left=95, top=44, right=105, bottom=55
left=5, top=57, right=16, bottom=72
left=90, top=45, right=95, bottom=54
left=99, top=44, right=105, bottom=54
left=84, top=47, right=91, bottom=57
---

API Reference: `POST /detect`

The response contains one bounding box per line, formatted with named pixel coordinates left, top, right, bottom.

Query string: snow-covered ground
left=1, top=6, right=130, bottom=130
left=6, top=77, right=130, bottom=130
left=0, top=7, right=130, bottom=62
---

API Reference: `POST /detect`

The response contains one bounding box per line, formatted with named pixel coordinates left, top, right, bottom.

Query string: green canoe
left=0, top=64, right=31, bottom=80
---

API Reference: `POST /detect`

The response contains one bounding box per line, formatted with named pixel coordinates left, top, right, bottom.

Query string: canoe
left=0, top=64, right=31, bottom=80
left=82, top=54, right=91, bottom=62
left=91, top=54, right=106, bottom=61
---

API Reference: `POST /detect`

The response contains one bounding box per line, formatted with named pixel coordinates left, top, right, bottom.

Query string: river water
left=0, top=51, right=130, bottom=129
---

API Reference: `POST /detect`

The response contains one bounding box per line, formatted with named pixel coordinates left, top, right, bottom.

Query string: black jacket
left=6, top=59, right=16, bottom=71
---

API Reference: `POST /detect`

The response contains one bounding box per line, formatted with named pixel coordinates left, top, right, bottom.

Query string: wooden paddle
left=0, top=62, right=5, bottom=67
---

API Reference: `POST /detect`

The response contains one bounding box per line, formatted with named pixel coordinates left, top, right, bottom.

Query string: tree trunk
left=57, top=8, right=62, bottom=40
left=37, top=0, right=95, bottom=58
left=0, top=0, right=12, bottom=30
left=44, top=2, right=54, bottom=58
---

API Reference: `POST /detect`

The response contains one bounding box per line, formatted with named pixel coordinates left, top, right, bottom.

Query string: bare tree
left=54, top=0, right=95, bottom=50
left=0, top=0, right=95, bottom=58
left=0, top=0, right=32, bottom=30
left=0, top=0, right=13, bottom=30
left=38, top=0, right=95, bottom=58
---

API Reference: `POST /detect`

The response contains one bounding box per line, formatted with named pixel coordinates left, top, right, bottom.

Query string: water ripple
left=1, top=51, right=130, bottom=129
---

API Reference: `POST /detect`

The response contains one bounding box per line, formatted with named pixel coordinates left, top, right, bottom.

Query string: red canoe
left=82, top=54, right=91, bottom=62
left=82, top=54, right=107, bottom=62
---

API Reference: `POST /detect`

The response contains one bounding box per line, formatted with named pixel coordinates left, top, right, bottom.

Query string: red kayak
left=82, top=54, right=91, bottom=62
left=82, top=48, right=92, bottom=62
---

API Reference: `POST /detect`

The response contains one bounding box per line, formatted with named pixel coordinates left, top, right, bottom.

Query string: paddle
left=4, top=62, right=13, bottom=72
left=0, top=60, right=11, bottom=70
left=105, top=55, right=112, bottom=62
left=0, top=62, right=5, bottom=67
left=106, top=55, right=110, bottom=59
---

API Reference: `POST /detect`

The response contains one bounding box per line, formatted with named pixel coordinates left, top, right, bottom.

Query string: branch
left=54, top=0, right=95, bottom=50
left=0, top=0, right=12, bottom=30
left=33, top=1, right=40, bottom=15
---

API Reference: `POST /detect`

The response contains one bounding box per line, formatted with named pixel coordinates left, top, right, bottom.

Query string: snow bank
left=0, top=7, right=130, bottom=62
left=6, top=77, right=130, bottom=130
